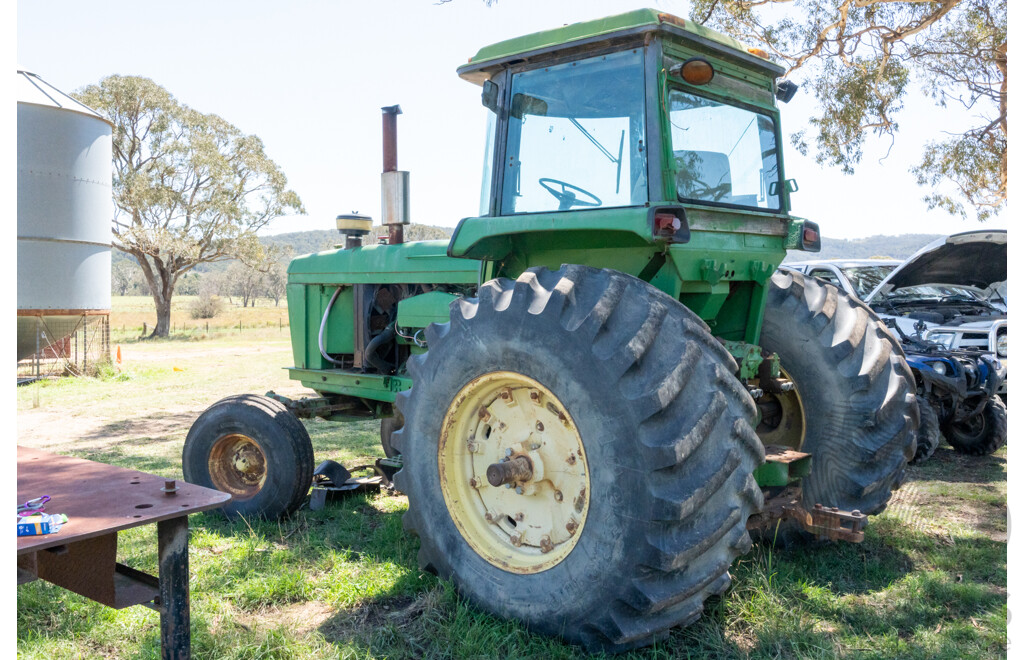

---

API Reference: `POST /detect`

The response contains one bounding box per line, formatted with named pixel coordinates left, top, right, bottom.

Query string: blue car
left=886, top=319, right=1006, bottom=463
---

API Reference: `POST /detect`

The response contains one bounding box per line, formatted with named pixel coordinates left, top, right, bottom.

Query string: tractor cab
left=457, top=9, right=798, bottom=226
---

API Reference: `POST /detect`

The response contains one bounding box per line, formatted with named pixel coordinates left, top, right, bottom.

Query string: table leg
left=158, top=516, right=190, bottom=660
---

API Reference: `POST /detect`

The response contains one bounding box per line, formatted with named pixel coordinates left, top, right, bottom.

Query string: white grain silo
left=17, top=70, right=113, bottom=378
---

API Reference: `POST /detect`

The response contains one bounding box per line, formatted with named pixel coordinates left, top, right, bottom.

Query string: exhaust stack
left=381, top=105, right=410, bottom=244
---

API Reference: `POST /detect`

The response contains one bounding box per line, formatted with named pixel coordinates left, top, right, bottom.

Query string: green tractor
left=183, top=9, right=917, bottom=652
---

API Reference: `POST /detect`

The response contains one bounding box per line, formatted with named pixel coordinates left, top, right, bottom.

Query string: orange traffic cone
left=116, top=345, right=122, bottom=365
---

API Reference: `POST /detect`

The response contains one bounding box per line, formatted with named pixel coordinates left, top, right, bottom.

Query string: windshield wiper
left=568, top=118, right=625, bottom=193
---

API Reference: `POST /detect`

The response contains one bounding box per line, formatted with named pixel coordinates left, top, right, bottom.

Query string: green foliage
left=74, top=75, right=304, bottom=336
left=691, top=0, right=1006, bottom=221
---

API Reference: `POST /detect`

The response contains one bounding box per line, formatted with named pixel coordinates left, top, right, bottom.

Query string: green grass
left=16, top=334, right=1007, bottom=659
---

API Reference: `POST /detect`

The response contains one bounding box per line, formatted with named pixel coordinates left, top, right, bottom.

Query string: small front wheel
left=183, top=394, right=314, bottom=518
left=943, top=397, right=1007, bottom=456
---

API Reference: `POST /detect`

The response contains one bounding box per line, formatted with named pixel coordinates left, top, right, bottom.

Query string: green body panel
left=753, top=453, right=812, bottom=488
left=397, top=291, right=462, bottom=329
left=288, top=240, right=479, bottom=285
left=458, top=8, right=778, bottom=76
left=287, top=368, right=410, bottom=403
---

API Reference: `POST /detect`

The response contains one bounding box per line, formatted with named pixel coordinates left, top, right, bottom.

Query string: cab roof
left=457, top=8, right=784, bottom=84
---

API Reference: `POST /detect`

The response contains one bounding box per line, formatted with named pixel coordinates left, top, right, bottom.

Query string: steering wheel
left=538, top=178, right=602, bottom=211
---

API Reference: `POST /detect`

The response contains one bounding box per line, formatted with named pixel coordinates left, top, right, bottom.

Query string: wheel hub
left=208, top=433, right=268, bottom=500
left=439, top=372, right=590, bottom=574
left=755, top=366, right=806, bottom=450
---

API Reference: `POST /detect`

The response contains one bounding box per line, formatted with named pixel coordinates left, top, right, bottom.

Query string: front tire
left=910, top=397, right=941, bottom=465
left=393, top=265, right=763, bottom=652
left=183, top=394, right=314, bottom=518
left=943, top=397, right=1007, bottom=456
left=760, top=270, right=917, bottom=515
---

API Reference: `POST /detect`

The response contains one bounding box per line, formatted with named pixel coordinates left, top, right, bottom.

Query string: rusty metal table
left=17, top=446, right=231, bottom=660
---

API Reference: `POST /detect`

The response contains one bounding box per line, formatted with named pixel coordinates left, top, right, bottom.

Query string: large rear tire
left=393, top=265, right=763, bottom=652
left=183, top=394, right=314, bottom=519
left=943, top=397, right=1007, bottom=456
left=760, top=270, right=917, bottom=515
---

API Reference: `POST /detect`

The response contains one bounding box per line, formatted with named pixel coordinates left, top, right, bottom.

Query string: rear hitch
left=747, top=486, right=867, bottom=543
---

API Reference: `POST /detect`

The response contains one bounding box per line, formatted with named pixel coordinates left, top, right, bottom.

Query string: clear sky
left=16, top=0, right=1008, bottom=240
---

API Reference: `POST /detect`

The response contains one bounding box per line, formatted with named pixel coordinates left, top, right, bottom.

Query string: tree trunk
left=152, top=292, right=172, bottom=338
left=141, top=259, right=175, bottom=339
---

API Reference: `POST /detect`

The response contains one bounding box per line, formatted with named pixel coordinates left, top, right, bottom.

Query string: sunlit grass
left=16, top=328, right=1007, bottom=658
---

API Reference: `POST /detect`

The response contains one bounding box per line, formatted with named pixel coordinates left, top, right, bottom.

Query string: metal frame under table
left=17, top=446, right=231, bottom=660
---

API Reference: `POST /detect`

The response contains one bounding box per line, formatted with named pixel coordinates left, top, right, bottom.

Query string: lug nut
left=529, top=391, right=540, bottom=403
left=536, top=421, right=544, bottom=432
left=514, top=512, right=524, bottom=522
left=566, top=520, right=578, bottom=535
left=161, top=480, right=178, bottom=495
left=540, top=536, right=554, bottom=553
left=467, top=442, right=478, bottom=453
left=478, top=407, right=491, bottom=421
left=469, top=478, right=478, bottom=488
left=567, top=454, right=576, bottom=466
left=484, top=512, right=495, bottom=523
left=510, top=533, right=522, bottom=547
left=554, top=490, right=563, bottom=502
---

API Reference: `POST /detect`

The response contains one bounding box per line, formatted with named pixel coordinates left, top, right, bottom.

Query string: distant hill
left=112, top=228, right=944, bottom=284
left=784, top=233, right=943, bottom=262
left=262, top=223, right=455, bottom=257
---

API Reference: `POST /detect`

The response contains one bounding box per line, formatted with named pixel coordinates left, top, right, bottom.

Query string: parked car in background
left=863, top=230, right=1006, bottom=383
left=784, top=230, right=1007, bottom=463
left=783, top=258, right=900, bottom=301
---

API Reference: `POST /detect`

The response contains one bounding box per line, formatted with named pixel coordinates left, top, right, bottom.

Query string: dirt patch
left=234, top=601, right=336, bottom=635
left=319, top=589, right=441, bottom=645
left=887, top=479, right=1007, bottom=542
left=17, top=409, right=201, bottom=450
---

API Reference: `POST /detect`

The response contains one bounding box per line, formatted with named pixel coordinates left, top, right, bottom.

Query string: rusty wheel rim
left=438, top=372, right=590, bottom=574
left=208, top=433, right=268, bottom=500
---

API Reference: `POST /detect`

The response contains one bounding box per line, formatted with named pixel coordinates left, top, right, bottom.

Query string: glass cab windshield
left=501, top=50, right=648, bottom=214
left=669, top=90, right=780, bottom=210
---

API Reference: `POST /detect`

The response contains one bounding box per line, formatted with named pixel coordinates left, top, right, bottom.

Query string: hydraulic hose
left=364, top=325, right=396, bottom=374
left=318, top=286, right=346, bottom=366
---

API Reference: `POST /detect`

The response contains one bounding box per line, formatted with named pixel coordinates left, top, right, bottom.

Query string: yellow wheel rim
left=208, top=433, right=268, bottom=500
left=755, top=366, right=806, bottom=450
left=439, top=371, right=590, bottom=574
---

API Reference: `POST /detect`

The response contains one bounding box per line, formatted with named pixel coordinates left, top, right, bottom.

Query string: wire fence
left=17, top=314, right=111, bottom=383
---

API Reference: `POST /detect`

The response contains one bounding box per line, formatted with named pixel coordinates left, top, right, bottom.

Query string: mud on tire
left=761, top=270, right=918, bottom=515
left=392, top=265, right=764, bottom=652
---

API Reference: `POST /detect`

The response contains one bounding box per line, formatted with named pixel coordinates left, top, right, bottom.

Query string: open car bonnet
left=864, top=230, right=1007, bottom=302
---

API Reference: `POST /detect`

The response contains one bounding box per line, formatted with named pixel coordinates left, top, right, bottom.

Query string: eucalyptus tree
left=75, top=76, right=303, bottom=337
left=692, top=0, right=1006, bottom=220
